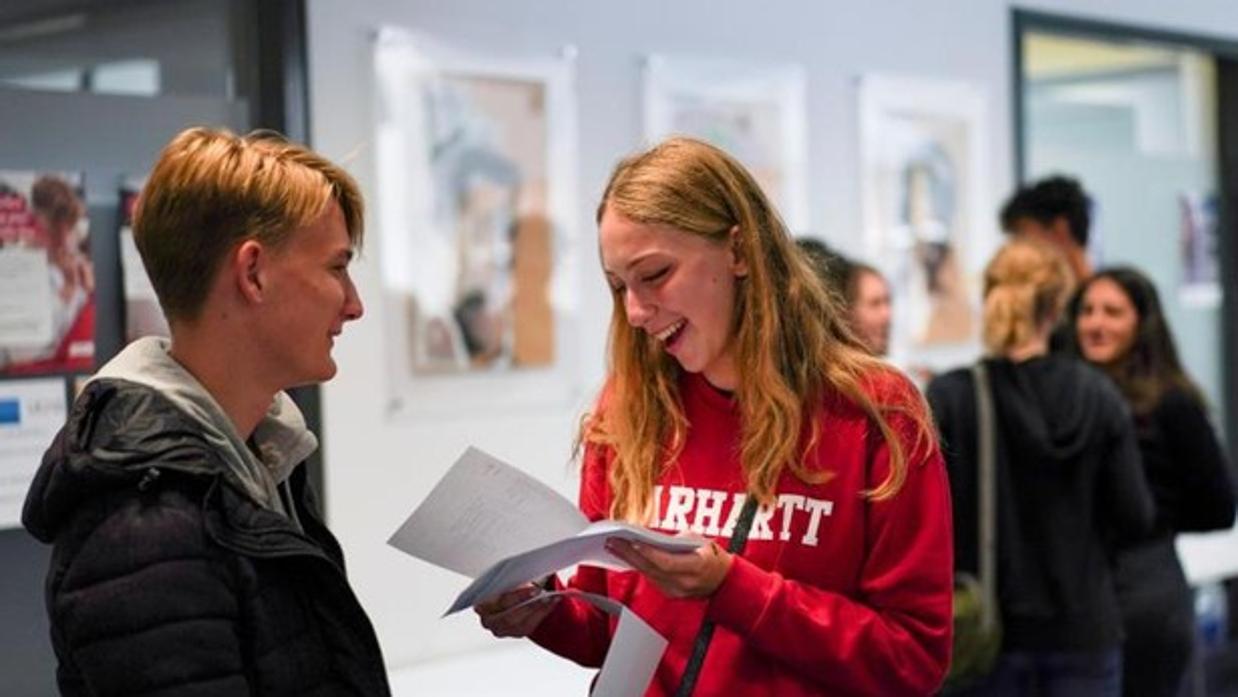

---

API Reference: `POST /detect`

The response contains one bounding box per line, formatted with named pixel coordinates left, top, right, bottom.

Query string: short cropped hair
left=999, top=175, right=1090, bottom=247
left=133, top=127, right=363, bottom=322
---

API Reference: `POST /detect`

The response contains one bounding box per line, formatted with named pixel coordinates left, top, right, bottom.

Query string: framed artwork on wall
left=643, top=54, right=809, bottom=232
left=1177, top=190, right=1221, bottom=307
left=373, top=28, right=581, bottom=418
left=858, top=74, right=992, bottom=369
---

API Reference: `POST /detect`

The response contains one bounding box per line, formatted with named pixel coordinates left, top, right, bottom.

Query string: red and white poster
left=0, top=171, right=95, bottom=376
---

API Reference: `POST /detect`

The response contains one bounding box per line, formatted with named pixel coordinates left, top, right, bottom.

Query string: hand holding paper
left=605, top=536, right=733, bottom=599
left=474, top=583, right=558, bottom=639
left=492, top=589, right=667, bottom=697
left=388, top=447, right=699, bottom=697
left=387, top=446, right=706, bottom=612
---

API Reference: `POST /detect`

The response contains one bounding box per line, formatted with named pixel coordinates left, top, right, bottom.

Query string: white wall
left=306, top=0, right=1238, bottom=671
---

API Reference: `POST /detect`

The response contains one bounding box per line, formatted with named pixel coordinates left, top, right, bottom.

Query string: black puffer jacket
left=23, top=379, right=391, bottom=696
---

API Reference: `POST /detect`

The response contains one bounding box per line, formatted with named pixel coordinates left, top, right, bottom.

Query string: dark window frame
left=250, top=0, right=326, bottom=503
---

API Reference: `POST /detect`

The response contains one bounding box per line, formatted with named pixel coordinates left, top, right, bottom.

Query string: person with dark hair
left=796, top=238, right=892, bottom=357
left=795, top=236, right=851, bottom=297
left=928, top=239, right=1153, bottom=697
left=1071, top=267, right=1236, bottom=697
left=1000, top=175, right=1092, bottom=283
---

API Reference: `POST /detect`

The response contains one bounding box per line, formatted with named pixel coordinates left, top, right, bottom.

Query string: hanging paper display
left=858, top=75, right=992, bottom=367
left=373, top=28, right=581, bottom=417
left=0, top=171, right=95, bottom=376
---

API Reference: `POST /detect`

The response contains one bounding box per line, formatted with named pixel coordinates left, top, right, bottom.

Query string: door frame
left=1012, top=9, right=1238, bottom=460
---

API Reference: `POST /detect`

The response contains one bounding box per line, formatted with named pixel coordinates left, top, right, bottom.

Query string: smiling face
left=1076, top=276, right=1138, bottom=367
left=260, top=200, right=364, bottom=387
left=849, top=270, right=891, bottom=356
left=599, top=209, right=747, bottom=390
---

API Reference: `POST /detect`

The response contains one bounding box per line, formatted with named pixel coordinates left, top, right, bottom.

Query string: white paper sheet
left=503, top=589, right=666, bottom=697
left=388, top=446, right=703, bottom=612
left=388, top=446, right=588, bottom=577
left=446, top=521, right=702, bottom=614
left=0, top=247, right=54, bottom=348
left=0, top=377, right=66, bottom=528
left=389, top=447, right=690, bottom=696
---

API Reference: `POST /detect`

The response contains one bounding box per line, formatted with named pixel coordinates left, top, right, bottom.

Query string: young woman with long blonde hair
left=477, top=138, right=953, bottom=695
left=928, top=239, right=1153, bottom=697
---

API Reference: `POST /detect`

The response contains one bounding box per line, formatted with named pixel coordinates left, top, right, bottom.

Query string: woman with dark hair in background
left=928, top=239, right=1153, bottom=697
left=1071, top=267, right=1236, bottom=697
left=841, top=261, right=892, bottom=357
left=796, top=238, right=892, bottom=357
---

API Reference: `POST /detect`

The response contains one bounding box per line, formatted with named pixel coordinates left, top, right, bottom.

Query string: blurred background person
left=928, top=239, right=1153, bottom=697
left=32, top=175, right=94, bottom=309
left=843, top=261, right=892, bottom=357
left=1000, top=175, right=1092, bottom=284
left=1070, top=267, right=1236, bottom=697
left=796, top=237, right=891, bottom=357
left=795, top=237, right=850, bottom=298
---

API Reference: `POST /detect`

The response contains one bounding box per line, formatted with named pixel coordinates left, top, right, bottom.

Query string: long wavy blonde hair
left=583, top=138, right=934, bottom=521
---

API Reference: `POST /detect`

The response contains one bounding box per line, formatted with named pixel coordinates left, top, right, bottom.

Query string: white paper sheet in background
left=643, top=54, right=809, bottom=233
left=0, top=247, right=54, bottom=348
left=0, top=377, right=66, bottom=528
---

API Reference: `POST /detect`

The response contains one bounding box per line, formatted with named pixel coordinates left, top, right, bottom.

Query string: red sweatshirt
left=531, top=370, right=953, bottom=696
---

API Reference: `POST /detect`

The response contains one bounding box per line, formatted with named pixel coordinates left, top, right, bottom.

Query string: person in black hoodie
left=928, top=239, right=1153, bottom=697
left=1071, top=267, right=1236, bottom=697
left=22, top=127, right=390, bottom=696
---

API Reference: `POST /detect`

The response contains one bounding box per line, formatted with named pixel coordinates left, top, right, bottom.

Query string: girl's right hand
left=474, top=583, right=559, bottom=638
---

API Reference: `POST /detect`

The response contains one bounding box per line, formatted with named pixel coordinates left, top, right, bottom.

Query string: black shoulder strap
left=673, top=494, right=760, bottom=697
left=971, top=362, right=998, bottom=631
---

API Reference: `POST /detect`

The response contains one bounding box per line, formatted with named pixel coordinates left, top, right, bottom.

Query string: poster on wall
left=1177, top=190, right=1221, bottom=307
left=858, top=75, right=990, bottom=368
left=0, top=171, right=95, bottom=377
left=117, top=178, right=170, bottom=341
left=0, top=377, right=66, bottom=529
left=643, top=55, right=809, bottom=232
left=373, top=28, right=580, bottom=417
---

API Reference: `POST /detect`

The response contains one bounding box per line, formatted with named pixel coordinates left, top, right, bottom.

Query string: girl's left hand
left=604, top=538, right=733, bottom=599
